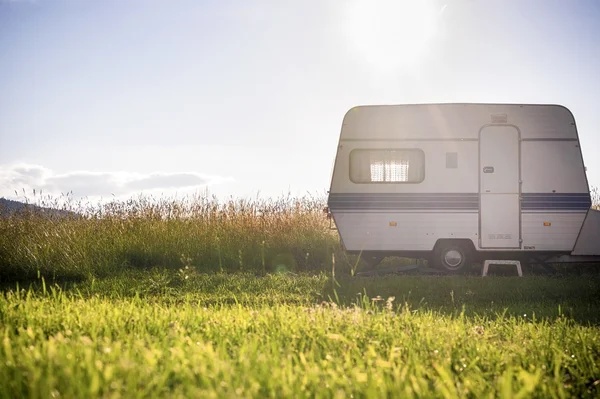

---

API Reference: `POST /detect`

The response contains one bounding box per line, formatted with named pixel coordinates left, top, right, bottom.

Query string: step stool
left=482, top=260, right=523, bottom=277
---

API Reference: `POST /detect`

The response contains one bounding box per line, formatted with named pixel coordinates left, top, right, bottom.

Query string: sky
left=1, top=0, right=599, bottom=203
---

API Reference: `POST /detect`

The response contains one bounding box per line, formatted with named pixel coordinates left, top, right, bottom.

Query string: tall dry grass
left=0, top=193, right=344, bottom=281
left=2, top=187, right=598, bottom=282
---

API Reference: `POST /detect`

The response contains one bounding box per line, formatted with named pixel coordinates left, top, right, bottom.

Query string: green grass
left=1, top=272, right=599, bottom=398
left=1, top=193, right=600, bottom=397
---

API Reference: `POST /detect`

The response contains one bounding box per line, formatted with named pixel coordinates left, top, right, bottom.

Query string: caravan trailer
left=326, top=103, right=600, bottom=272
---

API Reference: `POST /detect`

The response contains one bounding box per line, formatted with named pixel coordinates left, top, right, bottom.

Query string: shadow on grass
left=0, top=272, right=88, bottom=290
left=2, top=264, right=599, bottom=325
left=322, top=272, right=600, bottom=325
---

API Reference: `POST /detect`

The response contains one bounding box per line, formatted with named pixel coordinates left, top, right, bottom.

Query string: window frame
left=349, top=148, right=426, bottom=184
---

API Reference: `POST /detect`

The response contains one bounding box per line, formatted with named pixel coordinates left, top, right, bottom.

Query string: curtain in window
left=350, top=149, right=424, bottom=183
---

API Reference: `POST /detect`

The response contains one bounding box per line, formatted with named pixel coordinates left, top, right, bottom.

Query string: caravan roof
left=340, top=103, right=577, bottom=140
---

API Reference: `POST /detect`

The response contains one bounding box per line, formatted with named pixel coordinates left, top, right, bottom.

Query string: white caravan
left=326, top=103, right=600, bottom=272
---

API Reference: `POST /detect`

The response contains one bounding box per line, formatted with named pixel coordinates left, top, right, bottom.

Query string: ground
left=1, top=270, right=599, bottom=398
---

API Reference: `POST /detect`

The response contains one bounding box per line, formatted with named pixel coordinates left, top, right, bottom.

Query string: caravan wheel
left=433, top=242, right=470, bottom=273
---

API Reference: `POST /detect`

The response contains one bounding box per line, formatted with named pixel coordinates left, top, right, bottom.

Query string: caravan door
left=479, top=125, right=521, bottom=249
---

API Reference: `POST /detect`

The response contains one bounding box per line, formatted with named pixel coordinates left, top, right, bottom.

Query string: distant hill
left=0, top=198, right=78, bottom=218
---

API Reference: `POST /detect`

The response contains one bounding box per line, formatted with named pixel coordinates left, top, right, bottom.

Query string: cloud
left=127, top=173, right=211, bottom=191
left=0, top=163, right=232, bottom=199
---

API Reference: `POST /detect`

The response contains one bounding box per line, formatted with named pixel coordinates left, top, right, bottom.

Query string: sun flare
left=342, top=0, right=440, bottom=71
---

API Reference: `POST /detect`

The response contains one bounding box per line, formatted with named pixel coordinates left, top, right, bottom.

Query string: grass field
left=0, top=194, right=340, bottom=281
left=1, top=194, right=600, bottom=398
left=0, top=273, right=599, bottom=398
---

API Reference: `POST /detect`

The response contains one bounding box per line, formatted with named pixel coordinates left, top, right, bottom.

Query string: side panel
left=328, top=140, right=479, bottom=252
left=572, top=210, right=600, bottom=255
left=522, top=213, right=587, bottom=251
left=330, top=141, right=479, bottom=193
left=332, top=212, right=478, bottom=251
left=520, top=140, right=590, bottom=251
left=521, top=141, right=589, bottom=193
left=479, top=126, right=521, bottom=248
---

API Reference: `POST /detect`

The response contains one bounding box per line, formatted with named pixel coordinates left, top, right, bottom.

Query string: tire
left=433, top=242, right=471, bottom=273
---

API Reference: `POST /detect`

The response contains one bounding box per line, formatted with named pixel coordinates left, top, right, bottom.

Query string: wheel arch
left=432, top=238, right=477, bottom=255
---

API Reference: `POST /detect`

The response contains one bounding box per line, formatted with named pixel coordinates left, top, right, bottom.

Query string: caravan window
left=350, top=149, right=425, bottom=183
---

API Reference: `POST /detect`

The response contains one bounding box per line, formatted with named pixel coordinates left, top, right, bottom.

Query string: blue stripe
left=328, top=193, right=591, bottom=211
left=328, top=193, right=478, bottom=211
left=521, top=193, right=591, bottom=210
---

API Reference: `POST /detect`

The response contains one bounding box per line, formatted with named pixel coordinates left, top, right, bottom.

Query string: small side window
left=349, top=149, right=425, bottom=183
left=446, top=152, right=458, bottom=168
